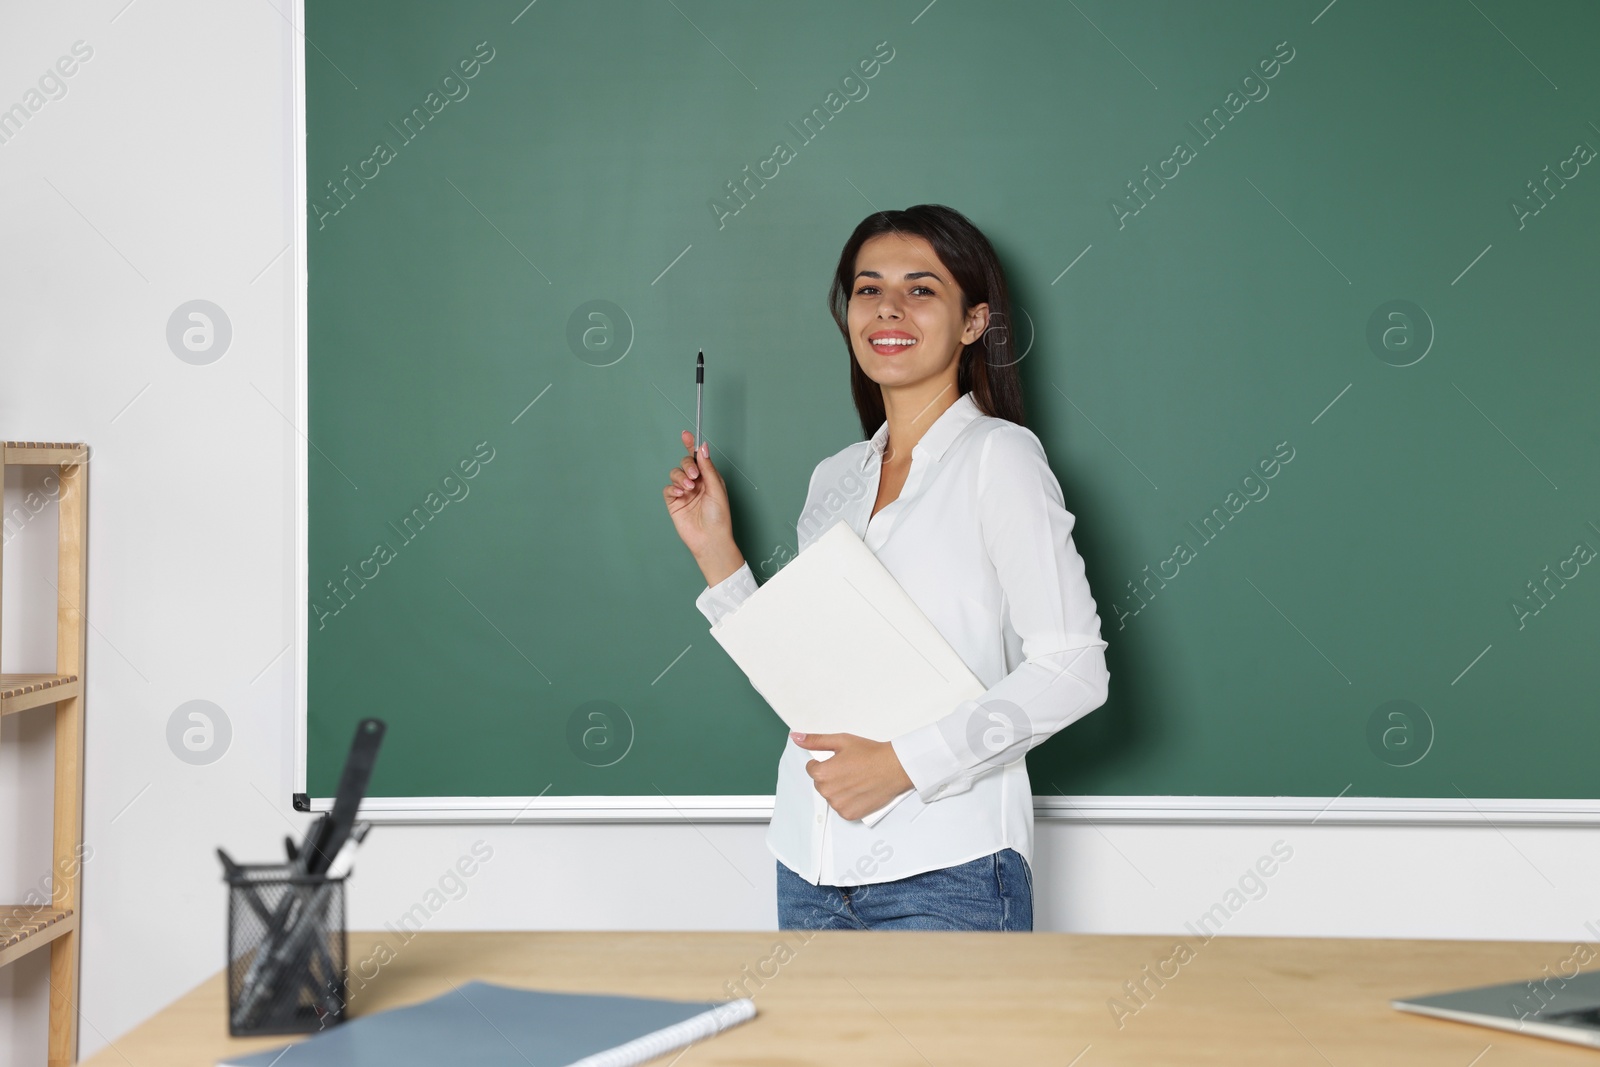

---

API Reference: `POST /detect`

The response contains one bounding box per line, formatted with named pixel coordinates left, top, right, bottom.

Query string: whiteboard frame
left=304, top=795, right=1600, bottom=826
left=292, top=0, right=309, bottom=802
left=287, top=2, right=1600, bottom=828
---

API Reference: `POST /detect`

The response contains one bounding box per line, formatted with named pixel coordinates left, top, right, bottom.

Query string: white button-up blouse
left=694, top=390, right=1111, bottom=886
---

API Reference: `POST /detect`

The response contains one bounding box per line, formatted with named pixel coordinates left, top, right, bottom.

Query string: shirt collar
left=861, top=391, right=982, bottom=471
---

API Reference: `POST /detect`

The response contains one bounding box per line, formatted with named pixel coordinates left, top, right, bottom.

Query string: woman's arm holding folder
left=891, top=424, right=1111, bottom=803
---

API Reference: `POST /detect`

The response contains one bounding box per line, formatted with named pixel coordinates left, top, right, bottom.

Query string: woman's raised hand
left=664, top=431, right=741, bottom=582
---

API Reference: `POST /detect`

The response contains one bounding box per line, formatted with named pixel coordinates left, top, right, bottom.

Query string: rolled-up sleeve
left=891, top=424, right=1110, bottom=802
left=694, top=561, right=759, bottom=628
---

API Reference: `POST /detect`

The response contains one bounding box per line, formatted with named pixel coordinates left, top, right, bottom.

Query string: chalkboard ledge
left=298, top=795, right=1600, bottom=826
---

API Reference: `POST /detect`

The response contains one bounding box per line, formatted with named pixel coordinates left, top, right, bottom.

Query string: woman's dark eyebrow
left=854, top=269, right=943, bottom=282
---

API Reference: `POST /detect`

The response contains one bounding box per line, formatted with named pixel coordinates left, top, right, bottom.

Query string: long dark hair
left=828, top=203, right=1027, bottom=438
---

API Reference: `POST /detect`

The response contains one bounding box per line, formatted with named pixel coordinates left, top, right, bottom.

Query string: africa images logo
left=310, top=42, right=496, bottom=230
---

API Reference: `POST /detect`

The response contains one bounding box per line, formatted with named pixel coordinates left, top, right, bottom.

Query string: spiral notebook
left=220, top=982, right=756, bottom=1067
left=709, top=518, right=988, bottom=826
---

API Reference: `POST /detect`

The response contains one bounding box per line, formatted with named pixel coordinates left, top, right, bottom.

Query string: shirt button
left=816, top=814, right=824, bottom=824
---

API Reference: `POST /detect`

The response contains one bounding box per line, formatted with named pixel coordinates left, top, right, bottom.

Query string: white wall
left=2, top=3, right=1597, bottom=1065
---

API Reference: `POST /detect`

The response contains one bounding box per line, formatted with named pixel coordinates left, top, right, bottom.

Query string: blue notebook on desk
left=220, top=981, right=756, bottom=1067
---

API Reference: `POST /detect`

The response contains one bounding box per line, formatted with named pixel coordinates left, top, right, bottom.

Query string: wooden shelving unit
left=1, top=440, right=89, bottom=1066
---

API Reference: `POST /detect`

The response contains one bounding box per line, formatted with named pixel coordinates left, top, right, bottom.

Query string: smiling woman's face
left=847, top=232, right=988, bottom=393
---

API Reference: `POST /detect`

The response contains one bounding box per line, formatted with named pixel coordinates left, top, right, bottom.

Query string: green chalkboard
left=306, top=0, right=1600, bottom=804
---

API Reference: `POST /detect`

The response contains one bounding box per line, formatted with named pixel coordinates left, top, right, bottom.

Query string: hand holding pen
left=663, top=351, right=744, bottom=587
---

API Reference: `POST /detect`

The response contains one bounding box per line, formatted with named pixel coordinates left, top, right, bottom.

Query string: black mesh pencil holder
left=225, top=864, right=349, bottom=1037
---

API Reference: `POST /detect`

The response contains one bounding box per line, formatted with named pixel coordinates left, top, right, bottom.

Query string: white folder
left=710, top=519, right=988, bottom=826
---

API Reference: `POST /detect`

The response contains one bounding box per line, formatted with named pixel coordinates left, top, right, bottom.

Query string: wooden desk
left=82, top=930, right=1596, bottom=1065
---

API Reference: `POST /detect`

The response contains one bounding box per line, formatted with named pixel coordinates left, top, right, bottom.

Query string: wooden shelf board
left=2, top=441, right=88, bottom=466
left=1, top=432, right=89, bottom=1063
left=0, top=674, right=80, bottom=717
left=0, top=906, right=76, bottom=969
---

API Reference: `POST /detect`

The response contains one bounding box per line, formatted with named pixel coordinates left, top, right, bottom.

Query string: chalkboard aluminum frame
left=285, top=0, right=1600, bottom=826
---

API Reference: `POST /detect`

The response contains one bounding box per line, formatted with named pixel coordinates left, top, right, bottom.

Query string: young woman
left=663, top=204, right=1110, bottom=931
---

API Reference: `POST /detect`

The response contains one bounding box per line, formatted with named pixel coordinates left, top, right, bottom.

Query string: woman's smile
left=867, top=329, right=917, bottom=356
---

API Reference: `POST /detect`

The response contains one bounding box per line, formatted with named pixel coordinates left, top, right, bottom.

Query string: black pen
left=695, top=350, right=704, bottom=459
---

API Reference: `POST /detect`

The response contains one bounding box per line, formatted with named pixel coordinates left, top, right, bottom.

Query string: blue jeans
left=776, top=849, right=1033, bottom=931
